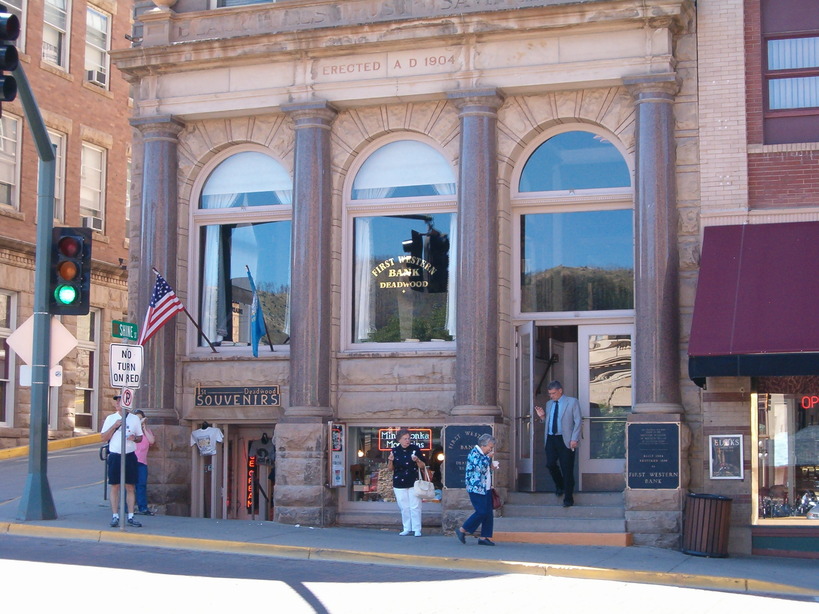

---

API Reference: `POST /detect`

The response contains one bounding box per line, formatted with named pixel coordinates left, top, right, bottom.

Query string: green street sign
left=112, top=320, right=138, bottom=341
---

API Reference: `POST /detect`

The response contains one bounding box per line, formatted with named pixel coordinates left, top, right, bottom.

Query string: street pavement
left=1, top=438, right=817, bottom=601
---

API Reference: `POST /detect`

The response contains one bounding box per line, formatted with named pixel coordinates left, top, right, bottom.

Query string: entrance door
left=577, top=325, right=633, bottom=491
left=515, top=322, right=535, bottom=491
left=225, top=426, right=276, bottom=520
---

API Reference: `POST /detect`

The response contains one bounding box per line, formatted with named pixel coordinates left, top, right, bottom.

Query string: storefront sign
left=378, top=427, right=432, bottom=451
left=195, top=385, right=280, bottom=407
left=246, top=454, right=256, bottom=511
left=443, top=425, right=493, bottom=489
left=709, top=434, right=744, bottom=480
left=627, top=423, right=680, bottom=489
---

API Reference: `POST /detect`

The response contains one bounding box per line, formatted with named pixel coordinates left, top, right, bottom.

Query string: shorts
left=107, top=452, right=139, bottom=485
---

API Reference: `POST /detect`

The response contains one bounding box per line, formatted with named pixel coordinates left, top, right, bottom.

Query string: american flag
left=137, top=272, right=185, bottom=346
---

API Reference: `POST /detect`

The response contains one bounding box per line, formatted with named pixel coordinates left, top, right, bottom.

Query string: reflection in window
left=757, top=392, right=819, bottom=520
left=0, top=292, right=11, bottom=424
left=767, top=37, right=819, bottom=110
left=200, top=221, right=291, bottom=348
left=353, top=214, right=455, bottom=343
left=348, top=426, right=443, bottom=502
left=352, top=141, right=456, bottom=200
left=587, top=334, right=631, bottom=460
left=73, top=310, right=98, bottom=430
left=519, top=131, right=631, bottom=193
left=520, top=210, right=633, bottom=313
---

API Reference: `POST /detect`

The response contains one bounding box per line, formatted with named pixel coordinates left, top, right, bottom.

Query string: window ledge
left=749, top=142, right=819, bottom=154
left=0, top=206, right=24, bottom=221
left=39, top=62, right=73, bottom=81
left=82, top=81, right=114, bottom=99
left=338, top=348, right=456, bottom=358
left=181, top=348, right=291, bottom=361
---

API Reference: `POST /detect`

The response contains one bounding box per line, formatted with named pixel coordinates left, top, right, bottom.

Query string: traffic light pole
left=14, top=63, right=58, bottom=521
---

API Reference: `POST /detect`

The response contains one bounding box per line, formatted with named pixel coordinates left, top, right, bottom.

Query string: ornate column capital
left=281, top=101, right=338, bottom=129
left=447, top=88, right=505, bottom=115
left=623, top=73, right=681, bottom=103
left=130, top=115, right=185, bottom=139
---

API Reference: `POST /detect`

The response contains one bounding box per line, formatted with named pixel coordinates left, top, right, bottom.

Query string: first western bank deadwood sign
left=195, top=386, right=281, bottom=407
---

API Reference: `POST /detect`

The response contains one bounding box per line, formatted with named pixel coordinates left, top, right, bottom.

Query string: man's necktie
left=551, top=400, right=559, bottom=436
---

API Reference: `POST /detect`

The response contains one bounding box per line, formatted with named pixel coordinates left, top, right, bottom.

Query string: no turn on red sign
left=110, top=343, right=143, bottom=389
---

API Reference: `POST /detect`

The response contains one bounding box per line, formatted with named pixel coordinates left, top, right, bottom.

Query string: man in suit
left=535, top=380, right=583, bottom=507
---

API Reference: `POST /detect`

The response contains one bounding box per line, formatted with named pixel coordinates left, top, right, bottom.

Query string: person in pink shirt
left=133, top=410, right=156, bottom=515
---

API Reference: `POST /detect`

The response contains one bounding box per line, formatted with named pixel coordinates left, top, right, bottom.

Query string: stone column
left=447, top=89, right=504, bottom=420
left=130, top=115, right=190, bottom=515
left=276, top=102, right=337, bottom=526
left=624, top=74, right=683, bottom=415
left=623, top=74, right=689, bottom=549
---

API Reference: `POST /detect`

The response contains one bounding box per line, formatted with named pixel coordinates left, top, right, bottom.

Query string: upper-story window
left=762, top=0, right=819, bottom=143
left=348, top=138, right=457, bottom=347
left=85, top=7, right=110, bottom=89
left=0, top=114, right=20, bottom=210
left=43, top=0, right=70, bottom=70
left=80, top=142, right=106, bottom=232
left=195, top=150, right=292, bottom=352
left=515, top=129, right=633, bottom=315
left=45, top=130, right=66, bottom=222
left=4, top=1, right=25, bottom=54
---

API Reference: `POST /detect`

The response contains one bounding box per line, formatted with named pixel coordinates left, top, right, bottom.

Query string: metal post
left=13, top=65, right=58, bottom=520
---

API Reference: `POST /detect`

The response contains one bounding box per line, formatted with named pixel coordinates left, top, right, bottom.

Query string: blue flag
left=247, top=267, right=266, bottom=357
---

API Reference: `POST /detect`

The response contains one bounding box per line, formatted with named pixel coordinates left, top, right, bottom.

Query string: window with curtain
left=762, top=0, right=819, bottom=143
left=43, top=0, right=70, bottom=69
left=0, top=114, right=20, bottom=209
left=516, top=130, right=633, bottom=314
left=349, top=139, right=457, bottom=345
left=196, top=151, right=292, bottom=351
left=85, top=7, right=110, bottom=88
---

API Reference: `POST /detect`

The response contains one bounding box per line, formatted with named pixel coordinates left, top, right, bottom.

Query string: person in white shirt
left=100, top=396, right=144, bottom=527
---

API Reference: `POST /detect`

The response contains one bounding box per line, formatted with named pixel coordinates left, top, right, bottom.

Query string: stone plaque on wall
left=443, top=425, right=493, bottom=489
left=627, top=422, right=680, bottom=490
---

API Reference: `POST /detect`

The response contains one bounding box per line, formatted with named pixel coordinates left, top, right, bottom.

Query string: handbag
left=491, top=488, right=502, bottom=510
left=413, top=467, right=435, bottom=499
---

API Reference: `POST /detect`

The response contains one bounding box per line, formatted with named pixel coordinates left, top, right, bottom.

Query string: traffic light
left=49, top=227, right=92, bottom=315
left=0, top=4, right=19, bottom=117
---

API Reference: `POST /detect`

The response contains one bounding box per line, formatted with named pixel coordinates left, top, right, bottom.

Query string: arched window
left=195, top=151, right=292, bottom=351
left=519, top=131, right=630, bottom=193
left=348, top=139, right=457, bottom=345
left=516, top=130, right=633, bottom=314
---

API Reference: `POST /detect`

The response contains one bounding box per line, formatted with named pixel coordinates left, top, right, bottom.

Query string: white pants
left=394, top=487, right=422, bottom=532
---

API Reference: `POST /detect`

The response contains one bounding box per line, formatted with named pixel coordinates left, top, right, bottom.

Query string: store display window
left=755, top=392, right=819, bottom=521
left=347, top=426, right=443, bottom=502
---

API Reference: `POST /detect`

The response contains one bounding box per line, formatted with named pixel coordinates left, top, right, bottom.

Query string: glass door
left=515, top=322, right=535, bottom=491
left=577, top=325, right=633, bottom=486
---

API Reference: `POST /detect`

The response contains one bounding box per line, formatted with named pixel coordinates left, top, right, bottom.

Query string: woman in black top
left=388, top=428, right=427, bottom=536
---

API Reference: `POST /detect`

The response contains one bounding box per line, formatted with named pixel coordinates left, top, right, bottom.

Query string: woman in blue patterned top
left=455, top=433, right=498, bottom=546
left=387, top=428, right=427, bottom=536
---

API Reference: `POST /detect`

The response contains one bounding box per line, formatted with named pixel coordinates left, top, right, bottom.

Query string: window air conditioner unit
left=86, top=69, right=107, bottom=87
left=82, top=215, right=103, bottom=232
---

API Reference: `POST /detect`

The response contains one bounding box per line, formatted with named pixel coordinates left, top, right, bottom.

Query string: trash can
left=681, top=493, right=732, bottom=557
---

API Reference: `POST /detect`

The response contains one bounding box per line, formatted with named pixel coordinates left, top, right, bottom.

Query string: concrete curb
left=0, top=434, right=102, bottom=461
left=2, top=520, right=816, bottom=599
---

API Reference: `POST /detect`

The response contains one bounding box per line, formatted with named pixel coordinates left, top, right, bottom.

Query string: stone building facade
left=114, top=0, right=817, bottom=557
left=0, top=1, right=131, bottom=448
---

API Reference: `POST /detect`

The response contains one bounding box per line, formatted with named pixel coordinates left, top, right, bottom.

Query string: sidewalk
left=1, top=441, right=817, bottom=601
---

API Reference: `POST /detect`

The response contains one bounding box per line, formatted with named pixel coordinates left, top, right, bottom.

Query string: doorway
left=224, top=426, right=276, bottom=520
left=515, top=324, right=632, bottom=493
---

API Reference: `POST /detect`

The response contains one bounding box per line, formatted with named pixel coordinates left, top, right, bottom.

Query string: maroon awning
left=688, top=221, right=819, bottom=386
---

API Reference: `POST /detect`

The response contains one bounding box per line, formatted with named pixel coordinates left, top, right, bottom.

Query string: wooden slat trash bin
left=681, top=493, right=732, bottom=557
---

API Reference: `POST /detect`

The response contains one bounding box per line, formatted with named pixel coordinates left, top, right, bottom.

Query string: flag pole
left=246, top=265, right=275, bottom=353
left=151, top=267, right=218, bottom=353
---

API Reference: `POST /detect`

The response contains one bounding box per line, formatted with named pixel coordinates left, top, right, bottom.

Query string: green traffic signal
left=54, top=283, right=78, bottom=305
